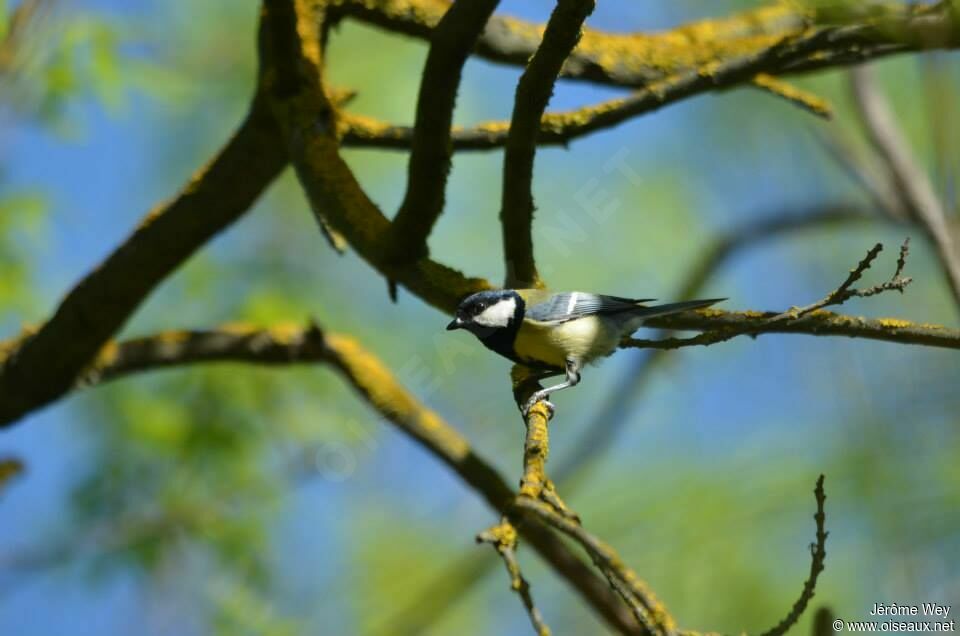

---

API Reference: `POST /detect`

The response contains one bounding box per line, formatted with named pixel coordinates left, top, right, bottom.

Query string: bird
left=446, top=289, right=724, bottom=416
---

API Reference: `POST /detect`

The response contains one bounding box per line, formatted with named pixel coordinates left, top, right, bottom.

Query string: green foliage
left=0, top=190, right=45, bottom=321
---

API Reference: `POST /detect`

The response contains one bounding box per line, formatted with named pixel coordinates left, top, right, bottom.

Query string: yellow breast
left=513, top=316, right=620, bottom=369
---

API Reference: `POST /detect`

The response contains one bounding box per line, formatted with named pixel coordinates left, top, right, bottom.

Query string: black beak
left=446, top=317, right=463, bottom=331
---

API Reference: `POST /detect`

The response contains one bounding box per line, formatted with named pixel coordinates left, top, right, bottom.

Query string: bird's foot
left=522, top=397, right=555, bottom=420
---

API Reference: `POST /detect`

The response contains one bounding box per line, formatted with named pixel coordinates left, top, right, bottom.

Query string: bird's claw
left=522, top=397, right=555, bottom=419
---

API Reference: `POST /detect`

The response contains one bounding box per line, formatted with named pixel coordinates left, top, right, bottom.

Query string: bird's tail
left=633, top=298, right=725, bottom=319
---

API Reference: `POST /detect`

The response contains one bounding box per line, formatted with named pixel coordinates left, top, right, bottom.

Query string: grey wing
left=526, top=292, right=655, bottom=323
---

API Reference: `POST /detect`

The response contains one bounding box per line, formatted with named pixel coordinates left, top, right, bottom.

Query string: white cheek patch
left=473, top=297, right=517, bottom=328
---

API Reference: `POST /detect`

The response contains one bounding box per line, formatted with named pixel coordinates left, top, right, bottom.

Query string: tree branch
left=338, top=91, right=688, bottom=152
left=629, top=239, right=960, bottom=351
left=757, top=475, right=828, bottom=636
left=330, top=0, right=959, bottom=98
left=260, top=0, right=492, bottom=314
left=501, top=0, right=594, bottom=289
left=388, top=0, right=502, bottom=264
left=632, top=307, right=959, bottom=350
left=477, top=520, right=551, bottom=636
left=849, top=63, right=960, bottom=309
left=0, top=92, right=287, bottom=427
left=556, top=206, right=892, bottom=485
left=59, top=320, right=839, bottom=636
left=84, top=319, right=644, bottom=634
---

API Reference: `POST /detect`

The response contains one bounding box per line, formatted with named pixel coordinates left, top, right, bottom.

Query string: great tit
left=446, top=289, right=723, bottom=415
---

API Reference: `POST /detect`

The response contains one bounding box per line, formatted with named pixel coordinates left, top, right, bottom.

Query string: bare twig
left=388, top=0, right=502, bottom=264
left=626, top=239, right=928, bottom=351
left=477, top=520, right=551, bottom=636
left=771, top=239, right=912, bottom=321
left=628, top=306, right=959, bottom=351
left=757, top=475, right=829, bottom=636
left=850, top=64, right=960, bottom=309
left=501, top=0, right=595, bottom=289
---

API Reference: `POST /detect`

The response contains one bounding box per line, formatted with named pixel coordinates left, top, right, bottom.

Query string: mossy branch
left=627, top=239, right=959, bottom=352
left=501, top=0, right=595, bottom=289
left=330, top=0, right=959, bottom=112
left=0, top=92, right=287, bottom=427
left=70, top=318, right=645, bottom=634
left=387, top=0, right=502, bottom=265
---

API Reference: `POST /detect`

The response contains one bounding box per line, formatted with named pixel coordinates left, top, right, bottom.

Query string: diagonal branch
left=78, top=319, right=645, bottom=634
left=849, top=64, right=960, bottom=309
left=388, top=0, right=502, bottom=264
left=0, top=92, right=287, bottom=427
left=260, top=0, right=492, bottom=314
left=501, top=0, right=595, bottom=289
left=45, top=321, right=843, bottom=636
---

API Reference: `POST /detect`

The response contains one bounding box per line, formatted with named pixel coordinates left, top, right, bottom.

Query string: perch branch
left=627, top=240, right=956, bottom=351
left=501, top=0, right=594, bottom=289
left=558, top=205, right=886, bottom=485
left=388, top=0, right=502, bottom=264
left=629, top=307, right=960, bottom=351
left=83, top=318, right=644, bottom=634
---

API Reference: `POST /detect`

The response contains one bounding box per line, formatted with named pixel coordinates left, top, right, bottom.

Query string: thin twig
left=771, top=239, right=912, bottom=321
left=626, top=240, right=922, bottom=351
left=758, top=475, right=829, bottom=636
left=477, top=520, right=552, bottom=636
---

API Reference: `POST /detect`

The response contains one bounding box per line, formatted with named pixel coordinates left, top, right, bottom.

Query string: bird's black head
left=446, top=289, right=524, bottom=337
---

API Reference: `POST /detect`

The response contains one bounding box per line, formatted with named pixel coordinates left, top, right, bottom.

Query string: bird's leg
left=521, top=358, right=581, bottom=417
